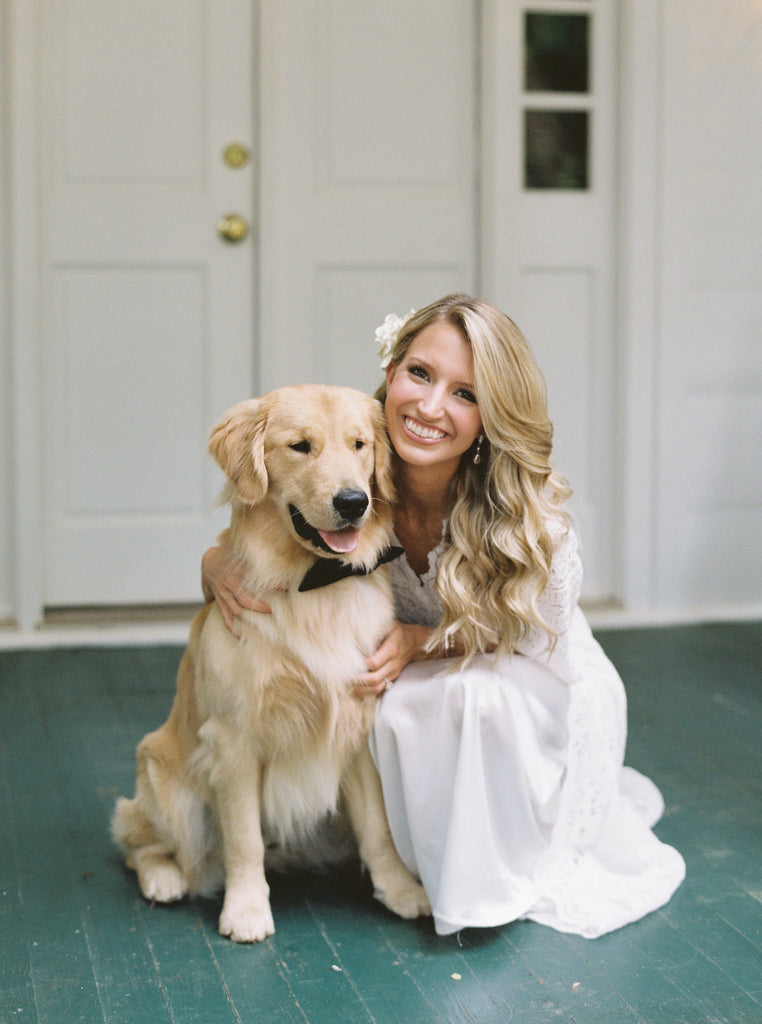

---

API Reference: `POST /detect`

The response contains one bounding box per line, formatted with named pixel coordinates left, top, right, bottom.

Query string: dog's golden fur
left=112, top=384, right=430, bottom=942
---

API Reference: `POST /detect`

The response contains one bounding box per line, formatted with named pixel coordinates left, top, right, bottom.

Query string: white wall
left=1, top=0, right=760, bottom=631
left=653, top=0, right=762, bottom=612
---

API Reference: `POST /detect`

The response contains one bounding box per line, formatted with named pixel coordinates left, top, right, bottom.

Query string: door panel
left=258, top=0, right=477, bottom=398
left=41, top=0, right=255, bottom=606
left=482, top=0, right=618, bottom=600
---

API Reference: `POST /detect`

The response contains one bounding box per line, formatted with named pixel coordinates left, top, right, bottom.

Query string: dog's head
left=208, top=384, right=395, bottom=565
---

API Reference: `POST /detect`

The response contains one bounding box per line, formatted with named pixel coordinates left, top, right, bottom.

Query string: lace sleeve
left=514, top=525, right=583, bottom=674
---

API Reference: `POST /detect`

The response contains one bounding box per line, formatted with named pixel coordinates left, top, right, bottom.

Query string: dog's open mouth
left=289, top=505, right=360, bottom=555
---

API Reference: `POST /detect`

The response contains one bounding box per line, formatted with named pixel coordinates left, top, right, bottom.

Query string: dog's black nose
left=333, top=489, right=369, bottom=521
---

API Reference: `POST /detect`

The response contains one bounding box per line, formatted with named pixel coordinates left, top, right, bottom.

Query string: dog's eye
left=289, top=440, right=311, bottom=454
left=355, top=439, right=366, bottom=451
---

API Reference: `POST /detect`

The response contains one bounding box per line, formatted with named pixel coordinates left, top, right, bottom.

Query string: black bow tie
left=298, top=545, right=404, bottom=592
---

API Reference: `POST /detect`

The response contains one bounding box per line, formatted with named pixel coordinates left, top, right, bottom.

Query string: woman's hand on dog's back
left=202, top=543, right=271, bottom=638
left=354, top=622, right=436, bottom=696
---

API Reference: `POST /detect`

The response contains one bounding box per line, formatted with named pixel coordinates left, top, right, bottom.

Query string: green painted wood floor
left=1, top=622, right=760, bottom=1024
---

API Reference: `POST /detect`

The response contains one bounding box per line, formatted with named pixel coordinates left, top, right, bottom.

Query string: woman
left=202, top=294, right=685, bottom=938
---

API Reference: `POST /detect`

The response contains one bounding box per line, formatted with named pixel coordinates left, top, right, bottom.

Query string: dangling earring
left=473, top=435, right=484, bottom=465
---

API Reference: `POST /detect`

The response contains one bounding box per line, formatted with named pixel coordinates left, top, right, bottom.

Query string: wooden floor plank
left=659, top=874, right=762, bottom=992
left=373, top=918, right=557, bottom=1024
left=296, top=881, right=445, bottom=1024
left=712, top=889, right=762, bottom=954
left=263, top=891, right=380, bottom=1024
left=597, top=624, right=762, bottom=1024
left=502, top=923, right=649, bottom=1024
left=618, top=910, right=762, bottom=1024
left=5, top=648, right=220, bottom=1024
left=564, top=927, right=709, bottom=1024
left=454, top=926, right=587, bottom=1024
left=199, top=926, right=310, bottom=1024
left=26, top=651, right=168, bottom=1024
left=0, top=745, right=38, bottom=1023
left=2, top=623, right=761, bottom=1024
left=2, top=665, right=109, bottom=1024
left=130, top=900, right=245, bottom=1024
left=649, top=891, right=762, bottom=1021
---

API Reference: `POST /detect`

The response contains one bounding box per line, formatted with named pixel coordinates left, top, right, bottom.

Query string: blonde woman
left=202, top=294, right=685, bottom=938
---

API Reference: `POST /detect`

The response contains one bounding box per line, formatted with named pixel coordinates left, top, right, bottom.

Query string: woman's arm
left=354, top=621, right=465, bottom=696
left=203, top=542, right=461, bottom=689
left=514, top=524, right=582, bottom=667
left=201, top=543, right=270, bottom=636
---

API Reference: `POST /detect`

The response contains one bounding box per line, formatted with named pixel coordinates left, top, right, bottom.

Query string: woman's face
left=384, top=321, right=483, bottom=475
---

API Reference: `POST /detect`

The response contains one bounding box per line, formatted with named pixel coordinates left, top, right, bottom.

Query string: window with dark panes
left=522, top=7, right=592, bottom=190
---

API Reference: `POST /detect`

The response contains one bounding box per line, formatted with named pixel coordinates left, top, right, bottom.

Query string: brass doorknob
left=216, top=214, right=249, bottom=243
left=222, top=142, right=251, bottom=169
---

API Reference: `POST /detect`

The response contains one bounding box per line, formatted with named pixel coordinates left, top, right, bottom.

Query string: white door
left=39, top=0, right=255, bottom=606
left=482, top=0, right=618, bottom=601
left=24, top=0, right=614, bottom=615
left=257, top=0, right=478, bottom=398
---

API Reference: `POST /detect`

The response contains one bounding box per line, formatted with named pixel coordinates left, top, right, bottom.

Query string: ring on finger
left=384, top=677, right=394, bottom=691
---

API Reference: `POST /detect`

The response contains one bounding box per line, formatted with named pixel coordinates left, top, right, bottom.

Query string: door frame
left=8, top=1, right=45, bottom=630
left=613, top=0, right=661, bottom=611
left=9, top=0, right=260, bottom=627
left=480, top=0, right=660, bottom=612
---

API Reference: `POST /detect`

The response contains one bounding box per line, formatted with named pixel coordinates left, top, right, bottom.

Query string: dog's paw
left=138, top=857, right=188, bottom=904
left=375, top=878, right=432, bottom=920
left=218, top=899, right=275, bottom=943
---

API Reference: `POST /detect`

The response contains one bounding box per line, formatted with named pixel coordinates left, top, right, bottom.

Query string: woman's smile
left=403, top=416, right=447, bottom=441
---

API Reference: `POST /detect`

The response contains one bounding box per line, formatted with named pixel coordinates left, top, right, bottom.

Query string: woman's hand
left=354, top=621, right=434, bottom=696
left=201, top=545, right=270, bottom=637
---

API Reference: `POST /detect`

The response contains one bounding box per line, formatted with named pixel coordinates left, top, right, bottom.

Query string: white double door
left=28, top=0, right=616, bottom=612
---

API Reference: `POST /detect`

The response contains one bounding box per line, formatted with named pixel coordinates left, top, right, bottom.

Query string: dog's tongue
left=318, top=527, right=360, bottom=554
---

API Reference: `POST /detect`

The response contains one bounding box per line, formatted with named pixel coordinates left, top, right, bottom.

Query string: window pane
left=524, top=110, right=589, bottom=189
left=525, top=13, right=590, bottom=93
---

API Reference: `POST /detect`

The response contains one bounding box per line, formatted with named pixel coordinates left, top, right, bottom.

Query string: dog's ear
left=208, top=399, right=268, bottom=504
left=369, top=397, right=396, bottom=507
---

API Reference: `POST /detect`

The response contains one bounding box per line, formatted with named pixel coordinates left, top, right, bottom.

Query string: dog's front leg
left=343, top=744, right=431, bottom=920
left=200, top=722, right=274, bottom=942
left=216, top=779, right=274, bottom=943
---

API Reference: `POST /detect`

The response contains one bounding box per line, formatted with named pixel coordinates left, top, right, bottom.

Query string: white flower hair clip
left=375, top=309, right=416, bottom=369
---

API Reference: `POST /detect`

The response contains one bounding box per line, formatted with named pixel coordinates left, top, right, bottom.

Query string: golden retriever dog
left=112, top=384, right=430, bottom=942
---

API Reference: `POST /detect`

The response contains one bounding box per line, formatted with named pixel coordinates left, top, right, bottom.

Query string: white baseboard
left=1, top=602, right=760, bottom=651
left=585, top=602, right=762, bottom=630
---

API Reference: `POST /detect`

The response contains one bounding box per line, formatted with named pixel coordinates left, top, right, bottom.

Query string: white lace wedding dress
left=369, top=525, right=686, bottom=937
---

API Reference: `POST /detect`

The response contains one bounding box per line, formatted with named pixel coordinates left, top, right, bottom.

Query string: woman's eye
left=409, top=364, right=429, bottom=380
left=457, top=388, right=477, bottom=404
left=289, top=440, right=311, bottom=453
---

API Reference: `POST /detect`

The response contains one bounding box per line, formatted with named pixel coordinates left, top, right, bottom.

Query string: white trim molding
left=9, top=0, right=45, bottom=631
left=616, top=0, right=661, bottom=610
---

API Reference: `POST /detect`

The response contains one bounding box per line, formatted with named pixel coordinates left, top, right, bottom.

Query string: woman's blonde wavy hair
left=376, top=293, right=571, bottom=661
